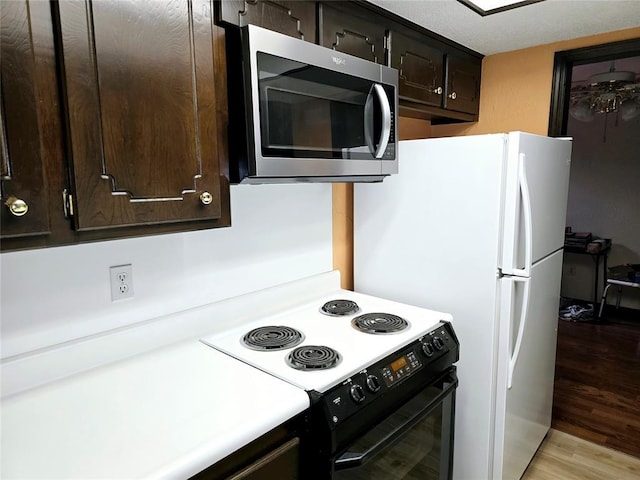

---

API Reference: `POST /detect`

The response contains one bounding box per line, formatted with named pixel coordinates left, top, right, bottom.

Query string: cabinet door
left=219, top=0, right=316, bottom=41
left=319, top=2, right=385, bottom=64
left=389, top=30, right=444, bottom=107
left=444, top=55, right=481, bottom=115
left=55, top=0, right=227, bottom=231
left=227, top=437, right=299, bottom=480
left=0, top=0, right=50, bottom=239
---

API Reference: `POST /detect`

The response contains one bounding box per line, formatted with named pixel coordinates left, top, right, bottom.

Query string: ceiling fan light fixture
left=570, top=60, right=640, bottom=122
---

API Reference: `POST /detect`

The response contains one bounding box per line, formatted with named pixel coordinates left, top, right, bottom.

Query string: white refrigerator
left=354, top=132, right=572, bottom=480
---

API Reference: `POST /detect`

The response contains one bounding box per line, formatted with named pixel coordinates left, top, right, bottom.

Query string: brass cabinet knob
left=5, top=196, right=29, bottom=217
left=199, top=191, right=213, bottom=205
left=433, top=86, right=443, bottom=95
left=448, top=91, right=457, bottom=100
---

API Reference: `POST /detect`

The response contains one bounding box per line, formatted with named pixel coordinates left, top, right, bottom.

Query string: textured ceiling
left=367, top=0, right=640, bottom=55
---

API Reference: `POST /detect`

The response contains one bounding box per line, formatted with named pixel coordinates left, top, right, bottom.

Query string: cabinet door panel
left=56, top=0, right=224, bottom=231
left=320, top=3, right=385, bottom=64
left=390, top=31, right=444, bottom=107
left=444, top=55, right=481, bottom=115
left=228, top=437, right=299, bottom=480
left=0, top=0, right=50, bottom=238
left=219, top=0, right=316, bottom=41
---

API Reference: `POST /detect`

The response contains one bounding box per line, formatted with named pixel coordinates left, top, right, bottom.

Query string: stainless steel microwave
left=227, top=25, right=399, bottom=184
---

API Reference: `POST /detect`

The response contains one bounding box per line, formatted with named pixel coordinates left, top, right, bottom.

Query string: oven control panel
left=316, top=321, right=459, bottom=428
left=381, top=351, right=422, bottom=387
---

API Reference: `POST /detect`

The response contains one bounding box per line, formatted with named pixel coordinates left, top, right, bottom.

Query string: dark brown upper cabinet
left=317, top=1, right=482, bottom=123
left=319, top=1, right=385, bottom=64
left=218, top=0, right=316, bottom=41
left=2, top=0, right=230, bottom=252
left=389, top=30, right=444, bottom=108
left=1, top=0, right=51, bottom=240
left=389, top=28, right=481, bottom=122
left=55, top=0, right=229, bottom=232
left=444, top=54, right=482, bottom=116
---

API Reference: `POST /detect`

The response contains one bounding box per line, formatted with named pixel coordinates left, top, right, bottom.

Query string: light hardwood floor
left=522, top=429, right=640, bottom=480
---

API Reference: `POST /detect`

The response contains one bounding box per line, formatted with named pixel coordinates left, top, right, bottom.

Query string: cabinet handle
left=433, top=86, right=443, bottom=95
left=448, top=91, right=457, bottom=100
left=199, top=191, right=213, bottom=205
left=4, top=196, right=29, bottom=217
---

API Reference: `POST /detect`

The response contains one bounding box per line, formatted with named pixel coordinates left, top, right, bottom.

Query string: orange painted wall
left=333, top=27, right=640, bottom=290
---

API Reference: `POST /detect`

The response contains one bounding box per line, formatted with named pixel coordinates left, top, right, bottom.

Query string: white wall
left=0, top=184, right=333, bottom=360
left=561, top=96, right=640, bottom=309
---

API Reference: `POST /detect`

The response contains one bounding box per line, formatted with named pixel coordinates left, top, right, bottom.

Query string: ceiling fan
left=569, top=61, right=640, bottom=122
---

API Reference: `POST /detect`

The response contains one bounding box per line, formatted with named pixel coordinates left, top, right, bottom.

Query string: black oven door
left=332, top=370, right=457, bottom=480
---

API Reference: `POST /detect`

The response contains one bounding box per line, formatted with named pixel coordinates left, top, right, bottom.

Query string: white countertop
left=1, top=340, right=310, bottom=479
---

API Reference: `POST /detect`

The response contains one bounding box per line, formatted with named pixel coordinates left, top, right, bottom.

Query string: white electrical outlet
left=110, top=264, right=134, bottom=301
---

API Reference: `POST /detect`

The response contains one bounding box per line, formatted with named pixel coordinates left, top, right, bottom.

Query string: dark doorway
left=548, top=38, right=640, bottom=137
left=547, top=37, right=640, bottom=458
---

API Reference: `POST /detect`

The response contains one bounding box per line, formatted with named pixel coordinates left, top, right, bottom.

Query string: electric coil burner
left=320, top=299, right=360, bottom=316
left=286, top=345, right=342, bottom=370
left=242, top=325, right=304, bottom=351
left=351, top=312, right=409, bottom=334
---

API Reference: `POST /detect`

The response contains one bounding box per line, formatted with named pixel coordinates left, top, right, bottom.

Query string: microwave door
left=363, top=84, right=392, bottom=159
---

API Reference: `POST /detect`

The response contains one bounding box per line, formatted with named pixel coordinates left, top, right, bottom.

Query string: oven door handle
left=334, top=376, right=457, bottom=471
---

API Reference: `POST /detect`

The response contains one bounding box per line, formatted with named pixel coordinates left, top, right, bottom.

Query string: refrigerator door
left=501, top=133, right=572, bottom=275
left=493, top=250, right=563, bottom=480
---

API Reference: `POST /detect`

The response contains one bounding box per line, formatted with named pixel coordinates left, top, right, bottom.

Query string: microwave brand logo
left=332, top=56, right=346, bottom=66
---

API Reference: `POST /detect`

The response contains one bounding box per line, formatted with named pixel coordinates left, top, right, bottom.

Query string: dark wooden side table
left=564, top=243, right=611, bottom=308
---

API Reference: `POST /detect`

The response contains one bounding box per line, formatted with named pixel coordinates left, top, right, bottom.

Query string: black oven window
left=331, top=377, right=456, bottom=480
left=335, top=405, right=444, bottom=480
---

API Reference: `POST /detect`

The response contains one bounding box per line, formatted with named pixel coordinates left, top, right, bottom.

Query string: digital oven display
left=381, top=350, right=422, bottom=387
left=390, top=356, right=408, bottom=372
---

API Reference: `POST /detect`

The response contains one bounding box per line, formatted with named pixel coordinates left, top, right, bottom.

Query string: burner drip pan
left=320, top=299, right=360, bottom=316
left=352, top=313, right=409, bottom=334
left=242, top=326, right=304, bottom=351
left=286, top=345, right=342, bottom=370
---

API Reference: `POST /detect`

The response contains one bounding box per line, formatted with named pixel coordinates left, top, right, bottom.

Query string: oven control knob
left=422, top=342, right=434, bottom=357
left=366, top=374, right=381, bottom=393
left=350, top=384, right=366, bottom=404
left=433, top=337, right=445, bottom=351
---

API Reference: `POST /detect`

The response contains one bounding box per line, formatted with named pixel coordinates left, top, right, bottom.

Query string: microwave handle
left=373, top=84, right=391, bottom=159
left=364, top=84, right=392, bottom=159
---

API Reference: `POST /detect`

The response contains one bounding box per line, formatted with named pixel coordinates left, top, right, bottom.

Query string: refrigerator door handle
left=512, top=153, right=533, bottom=277
left=508, top=276, right=531, bottom=389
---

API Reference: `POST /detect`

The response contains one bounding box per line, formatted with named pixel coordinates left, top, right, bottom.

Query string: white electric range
left=200, top=277, right=460, bottom=479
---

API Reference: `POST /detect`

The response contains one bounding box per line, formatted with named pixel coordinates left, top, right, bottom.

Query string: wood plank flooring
left=551, top=308, right=640, bottom=458
left=522, top=429, right=640, bottom=480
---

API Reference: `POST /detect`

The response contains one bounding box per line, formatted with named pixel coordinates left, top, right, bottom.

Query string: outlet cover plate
left=110, top=264, right=134, bottom=301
